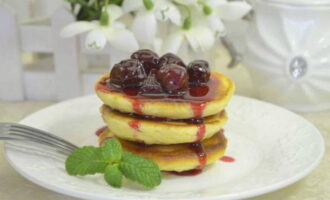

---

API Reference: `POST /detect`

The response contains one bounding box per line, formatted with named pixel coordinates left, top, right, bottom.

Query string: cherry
left=110, top=59, right=147, bottom=88
left=158, top=53, right=186, bottom=68
left=139, top=69, right=163, bottom=95
left=157, top=64, right=188, bottom=95
left=131, top=49, right=159, bottom=74
left=189, top=85, right=209, bottom=97
left=187, top=60, right=210, bottom=86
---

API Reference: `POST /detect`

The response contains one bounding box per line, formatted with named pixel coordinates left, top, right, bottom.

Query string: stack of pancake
left=95, top=72, right=235, bottom=172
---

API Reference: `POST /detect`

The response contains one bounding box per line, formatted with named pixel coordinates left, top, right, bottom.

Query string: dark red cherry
left=131, top=49, right=159, bottom=74
left=157, top=64, right=188, bottom=95
left=187, top=60, right=210, bottom=86
left=140, top=69, right=163, bottom=95
left=158, top=53, right=185, bottom=68
left=110, top=59, right=147, bottom=88
left=189, top=85, right=209, bottom=97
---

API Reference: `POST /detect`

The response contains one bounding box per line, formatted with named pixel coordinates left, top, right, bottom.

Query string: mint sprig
left=101, top=138, right=122, bottom=162
left=65, top=146, right=107, bottom=175
left=120, top=152, right=161, bottom=188
left=104, top=164, right=123, bottom=188
left=65, top=138, right=161, bottom=188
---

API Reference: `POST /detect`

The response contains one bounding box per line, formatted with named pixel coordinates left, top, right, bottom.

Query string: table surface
left=0, top=50, right=329, bottom=200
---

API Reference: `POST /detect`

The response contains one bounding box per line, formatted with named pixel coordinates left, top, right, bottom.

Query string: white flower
left=60, top=5, right=138, bottom=52
left=175, top=0, right=251, bottom=34
left=161, top=0, right=251, bottom=53
left=205, top=0, right=252, bottom=34
left=214, top=0, right=252, bottom=20
left=173, top=0, right=198, bottom=6
left=161, top=25, right=215, bottom=53
left=122, top=0, right=181, bottom=44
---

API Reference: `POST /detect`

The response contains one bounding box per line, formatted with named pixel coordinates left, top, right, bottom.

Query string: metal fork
left=0, top=123, right=79, bottom=155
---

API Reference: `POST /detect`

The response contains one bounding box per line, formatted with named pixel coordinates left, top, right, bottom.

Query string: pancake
left=95, top=72, right=235, bottom=119
left=98, top=127, right=227, bottom=172
left=101, top=105, right=228, bottom=144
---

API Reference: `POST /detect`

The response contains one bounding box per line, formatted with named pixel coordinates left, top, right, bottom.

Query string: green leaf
left=203, top=5, right=212, bottom=16
left=143, top=0, right=154, bottom=10
left=119, top=152, right=161, bottom=188
left=104, top=164, right=123, bottom=188
left=66, top=0, right=88, bottom=6
left=101, top=139, right=122, bottom=162
left=183, top=16, right=192, bottom=30
left=65, top=146, right=107, bottom=175
left=100, top=9, right=109, bottom=26
left=110, top=0, right=123, bottom=5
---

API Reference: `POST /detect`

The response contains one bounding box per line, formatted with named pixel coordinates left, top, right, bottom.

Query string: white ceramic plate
left=5, top=95, right=324, bottom=200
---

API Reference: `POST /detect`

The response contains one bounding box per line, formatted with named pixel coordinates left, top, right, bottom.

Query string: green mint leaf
left=104, top=164, right=123, bottom=188
left=65, top=146, right=107, bottom=175
left=119, top=152, right=161, bottom=188
left=101, top=139, right=122, bottom=162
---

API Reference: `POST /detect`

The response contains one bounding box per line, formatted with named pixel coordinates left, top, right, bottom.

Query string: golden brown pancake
left=101, top=105, right=228, bottom=144
left=95, top=72, right=235, bottom=119
left=98, top=127, right=227, bottom=172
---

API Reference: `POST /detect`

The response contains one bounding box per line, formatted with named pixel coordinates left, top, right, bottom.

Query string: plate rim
left=4, top=95, right=325, bottom=200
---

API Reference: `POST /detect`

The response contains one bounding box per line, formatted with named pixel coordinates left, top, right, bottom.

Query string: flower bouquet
left=61, top=0, right=251, bottom=55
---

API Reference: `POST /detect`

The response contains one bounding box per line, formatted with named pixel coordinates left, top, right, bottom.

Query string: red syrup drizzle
left=95, top=74, right=220, bottom=102
left=130, top=99, right=144, bottom=114
left=191, top=103, right=206, bottom=118
left=189, top=142, right=207, bottom=169
left=110, top=107, right=205, bottom=124
left=128, top=120, right=141, bottom=140
left=220, top=156, right=235, bottom=163
left=168, top=142, right=207, bottom=176
left=195, top=124, right=206, bottom=141
left=128, top=120, right=141, bottom=131
left=167, top=169, right=202, bottom=176
left=170, top=129, right=228, bottom=176
left=218, top=129, right=235, bottom=163
left=95, top=77, right=111, bottom=93
left=95, top=126, right=107, bottom=136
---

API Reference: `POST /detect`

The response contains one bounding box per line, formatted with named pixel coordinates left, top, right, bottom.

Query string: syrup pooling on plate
left=220, top=156, right=235, bottom=163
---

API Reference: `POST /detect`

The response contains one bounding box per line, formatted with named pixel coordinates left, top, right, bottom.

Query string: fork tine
left=9, top=127, right=77, bottom=151
left=7, top=142, right=69, bottom=160
left=0, top=124, right=76, bottom=152
left=10, top=131, right=75, bottom=152
left=12, top=123, right=79, bottom=149
left=1, top=136, right=73, bottom=155
left=0, top=123, right=78, bottom=149
left=0, top=123, right=78, bottom=153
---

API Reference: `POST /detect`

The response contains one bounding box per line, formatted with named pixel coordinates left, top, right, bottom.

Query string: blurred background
left=2, top=0, right=330, bottom=113
left=0, top=0, right=253, bottom=102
